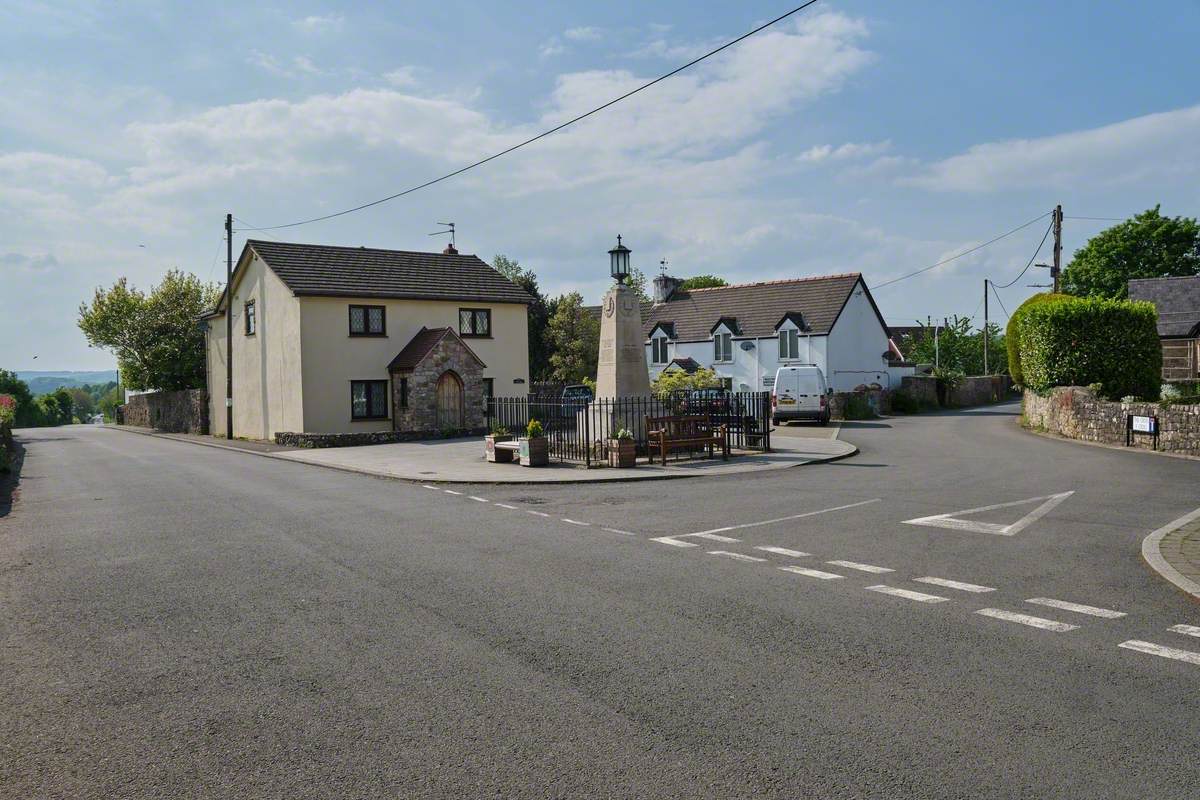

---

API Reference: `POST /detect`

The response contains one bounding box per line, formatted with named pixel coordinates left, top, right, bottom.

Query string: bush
left=1018, top=296, right=1161, bottom=400
left=0, top=394, right=14, bottom=427
left=1007, top=293, right=1070, bottom=386
left=889, top=391, right=920, bottom=414
left=842, top=394, right=875, bottom=420
left=526, top=419, right=545, bottom=438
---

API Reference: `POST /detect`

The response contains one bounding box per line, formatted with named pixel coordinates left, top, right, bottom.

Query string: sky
left=2, top=0, right=1198, bottom=371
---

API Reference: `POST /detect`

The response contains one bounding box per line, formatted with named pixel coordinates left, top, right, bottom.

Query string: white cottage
left=643, top=273, right=911, bottom=392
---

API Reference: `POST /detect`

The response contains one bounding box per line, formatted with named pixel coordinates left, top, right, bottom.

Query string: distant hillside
left=16, top=370, right=120, bottom=396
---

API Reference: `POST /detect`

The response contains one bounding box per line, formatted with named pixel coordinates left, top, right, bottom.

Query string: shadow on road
left=838, top=421, right=893, bottom=429
left=1, top=439, right=25, bottom=518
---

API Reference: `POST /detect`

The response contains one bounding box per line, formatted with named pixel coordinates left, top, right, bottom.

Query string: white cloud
left=383, top=66, right=420, bottom=88
left=538, top=37, right=565, bottom=58
left=798, top=140, right=891, bottom=163
left=1, top=252, right=60, bottom=273
left=564, top=26, right=603, bottom=41
left=904, top=104, right=1200, bottom=192
left=248, top=51, right=325, bottom=78
left=293, top=14, right=343, bottom=33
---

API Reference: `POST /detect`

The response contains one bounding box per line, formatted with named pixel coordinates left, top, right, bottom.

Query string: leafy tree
left=546, top=292, right=600, bottom=383
left=33, top=388, right=73, bottom=426
left=67, top=388, right=94, bottom=421
left=651, top=367, right=721, bottom=393
left=678, top=275, right=728, bottom=290
left=625, top=266, right=651, bottom=303
left=1061, top=206, right=1200, bottom=299
left=78, top=270, right=220, bottom=391
left=492, top=255, right=558, bottom=381
left=0, top=369, right=38, bottom=427
left=98, top=385, right=124, bottom=421
left=1006, top=293, right=1069, bottom=386
left=907, top=316, right=1006, bottom=376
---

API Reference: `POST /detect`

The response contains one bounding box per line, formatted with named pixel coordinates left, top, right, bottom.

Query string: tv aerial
left=428, top=221, right=456, bottom=247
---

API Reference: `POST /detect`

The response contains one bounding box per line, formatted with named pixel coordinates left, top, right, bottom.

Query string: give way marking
left=902, top=492, right=1074, bottom=536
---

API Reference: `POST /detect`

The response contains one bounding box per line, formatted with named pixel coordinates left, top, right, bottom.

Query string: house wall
left=825, top=284, right=896, bottom=391
left=298, top=297, right=528, bottom=434
left=646, top=333, right=828, bottom=392
left=205, top=252, right=304, bottom=440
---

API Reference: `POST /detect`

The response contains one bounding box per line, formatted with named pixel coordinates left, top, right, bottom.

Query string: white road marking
left=494, top=503, right=518, bottom=510
left=1119, top=640, right=1200, bottom=666
left=602, top=528, right=636, bottom=536
left=1026, top=598, right=1126, bottom=619
left=421, top=485, right=439, bottom=490
left=827, top=560, right=893, bottom=574
left=865, top=585, right=950, bottom=603
left=650, top=532, right=741, bottom=548
left=469, top=496, right=489, bottom=503
left=708, top=550, right=768, bottom=563
left=443, top=489, right=463, bottom=496
left=755, top=546, right=810, bottom=558
left=914, top=576, right=995, bottom=593
left=687, top=499, right=882, bottom=536
left=975, top=608, right=1078, bottom=632
left=779, top=566, right=844, bottom=580
left=562, top=518, right=590, bottom=527
left=903, top=491, right=1074, bottom=536
left=526, top=510, right=551, bottom=518
left=1169, top=624, right=1200, bottom=638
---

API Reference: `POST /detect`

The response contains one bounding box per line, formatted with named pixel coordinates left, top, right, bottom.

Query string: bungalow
left=1128, top=275, right=1200, bottom=381
left=643, top=272, right=910, bottom=392
left=201, top=240, right=531, bottom=440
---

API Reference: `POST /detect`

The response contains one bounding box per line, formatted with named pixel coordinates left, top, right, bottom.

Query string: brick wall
left=120, top=389, right=209, bottom=434
left=1023, top=386, right=1200, bottom=456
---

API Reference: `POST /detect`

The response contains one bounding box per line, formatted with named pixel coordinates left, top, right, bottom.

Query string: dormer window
left=779, top=328, right=799, bottom=360
left=713, top=331, right=733, bottom=362
left=651, top=336, right=669, bottom=365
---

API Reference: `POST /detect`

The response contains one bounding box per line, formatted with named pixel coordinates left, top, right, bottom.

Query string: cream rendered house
left=202, top=240, right=531, bottom=440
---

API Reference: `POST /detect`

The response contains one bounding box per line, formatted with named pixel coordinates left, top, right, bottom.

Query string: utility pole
left=983, top=279, right=989, bottom=375
left=1052, top=204, right=1063, bottom=293
left=225, top=213, right=233, bottom=439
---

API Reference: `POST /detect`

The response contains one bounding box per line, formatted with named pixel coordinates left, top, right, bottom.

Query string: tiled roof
left=247, top=240, right=533, bottom=304
left=1128, top=275, right=1200, bottom=338
left=387, top=327, right=486, bottom=372
left=665, top=356, right=701, bottom=374
left=643, top=274, right=868, bottom=341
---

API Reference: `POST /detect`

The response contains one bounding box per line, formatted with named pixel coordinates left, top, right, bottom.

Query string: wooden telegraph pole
left=225, top=213, right=233, bottom=439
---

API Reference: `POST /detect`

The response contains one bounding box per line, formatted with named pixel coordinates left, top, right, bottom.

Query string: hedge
left=1006, top=293, right=1070, bottom=386
left=1018, top=296, right=1161, bottom=400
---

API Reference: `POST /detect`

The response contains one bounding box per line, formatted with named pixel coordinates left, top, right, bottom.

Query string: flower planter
left=485, top=433, right=513, bottom=463
left=519, top=436, right=549, bottom=466
left=608, top=438, right=637, bottom=468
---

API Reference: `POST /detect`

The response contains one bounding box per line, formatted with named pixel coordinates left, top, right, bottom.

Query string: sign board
left=1126, top=413, right=1159, bottom=449
left=763, top=376, right=775, bottom=388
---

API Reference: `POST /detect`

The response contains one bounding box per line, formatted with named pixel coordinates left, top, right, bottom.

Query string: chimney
left=652, top=273, right=682, bottom=304
left=442, top=243, right=458, bottom=255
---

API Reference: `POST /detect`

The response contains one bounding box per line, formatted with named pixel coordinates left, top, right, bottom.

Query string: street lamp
left=608, top=235, right=631, bottom=284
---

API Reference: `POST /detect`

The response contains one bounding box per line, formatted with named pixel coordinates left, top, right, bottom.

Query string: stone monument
left=595, top=236, right=651, bottom=400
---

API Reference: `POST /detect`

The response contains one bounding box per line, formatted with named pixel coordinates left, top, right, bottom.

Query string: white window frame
left=778, top=327, right=800, bottom=360
left=713, top=331, right=733, bottom=363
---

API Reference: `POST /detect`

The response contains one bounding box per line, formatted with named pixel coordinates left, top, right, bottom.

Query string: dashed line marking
left=686, top=499, right=882, bottom=536
left=526, top=510, right=551, bottom=518
left=650, top=532, right=740, bottom=548
left=975, top=608, right=1078, bottom=632
left=602, top=528, right=636, bottom=536
left=1169, top=624, right=1200, bottom=639
left=562, top=518, right=591, bottom=527
left=755, top=546, right=810, bottom=558
left=1119, top=640, right=1200, bottom=666
left=1026, top=598, right=1126, bottom=619
left=443, top=489, right=463, bottom=496
left=708, top=550, right=768, bottom=563
left=866, top=585, right=950, bottom=603
left=914, top=576, right=995, bottom=593
left=494, top=503, right=518, bottom=510
left=827, top=560, right=893, bottom=574
left=421, top=484, right=439, bottom=490
left=468, top=496, right=489, bottom=503
left=780, top=566, right=844, bottom=580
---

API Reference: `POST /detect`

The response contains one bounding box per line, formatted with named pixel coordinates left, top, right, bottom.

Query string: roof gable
left=388, top=327, right=486, bottom=372
left=649, top=321, right=676, bottom=339
left=710, top=316, right=742, bottom=336
left=774, top=311, right=808, bottom=332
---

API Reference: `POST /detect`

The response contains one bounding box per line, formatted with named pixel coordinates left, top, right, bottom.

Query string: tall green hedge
left=1018, top=296, right=1161, bottom=399
left=1006, top=293, right=1069, bottom=386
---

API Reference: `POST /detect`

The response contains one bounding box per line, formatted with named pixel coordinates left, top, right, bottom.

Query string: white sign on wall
left=1131, top=415, right=1156, bottom=433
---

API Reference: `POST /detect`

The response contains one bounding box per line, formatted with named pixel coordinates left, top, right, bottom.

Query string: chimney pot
left=443, top=243, right=458, bottom=255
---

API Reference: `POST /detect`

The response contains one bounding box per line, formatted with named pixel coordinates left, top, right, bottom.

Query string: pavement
left=3, top=404, right=1200, bottom=798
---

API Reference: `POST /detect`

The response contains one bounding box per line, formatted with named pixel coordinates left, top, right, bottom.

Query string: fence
left=487, top=391, right=771, bottom=466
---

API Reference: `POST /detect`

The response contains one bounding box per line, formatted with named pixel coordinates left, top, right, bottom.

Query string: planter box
left=519, top=436, right=549, bottom=467
left=608, top=438, right=636, bottom=468
left=485, top=433, right=514, bottom=463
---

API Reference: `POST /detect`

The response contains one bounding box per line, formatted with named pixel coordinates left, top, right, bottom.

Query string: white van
left=771, top=365, right=831, bottom=425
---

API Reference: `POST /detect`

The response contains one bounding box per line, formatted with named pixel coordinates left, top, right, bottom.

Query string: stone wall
left=829, top=375, right=1013, bottom=419
left=119, top=389, right=209, bottom=434
left=392, top=335, right=486, bottom=434
left=1023, top=386, right=1200, bottom=456
left=275, top=428, right=486, bottom=448
left=949, top=375, right=1012, bottom=407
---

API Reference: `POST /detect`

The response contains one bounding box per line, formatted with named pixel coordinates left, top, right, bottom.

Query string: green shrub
left=1018, top=296, right=1161, bottom=400
left=526, top=418, right=545, bottom=438
left=889, top=391, right=920, bottom=414
left=842, top=393, right=875, bottom=420
left=1007, top=293, right=1070, bottom=386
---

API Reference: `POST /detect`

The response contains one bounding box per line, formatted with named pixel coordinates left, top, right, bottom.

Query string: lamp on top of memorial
left=608, top=235, right=631, bottom=284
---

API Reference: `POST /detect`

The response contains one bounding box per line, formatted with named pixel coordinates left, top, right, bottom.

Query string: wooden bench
left=645, top=415, right=729, bottom=466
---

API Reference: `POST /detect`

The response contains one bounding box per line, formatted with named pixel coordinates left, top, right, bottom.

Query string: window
left=779, top=328, right=800, bottom=360
left=713, top=332, right=732, bottom=362
left=652, top=336, right=669, bottom=365
left=244, top=301, right=256, bottom=336
left=482, top=377, right=494, bottom=409
left=459, top=308, right=491, bottom=337
left=350, top=380, right=389, bottom=420
left=349, top=305, right=386, bottom=336
left=398, top=378, right=408, bottom=409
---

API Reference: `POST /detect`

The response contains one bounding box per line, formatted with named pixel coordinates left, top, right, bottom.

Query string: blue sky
left=2, top=0, right=1198, bottom=370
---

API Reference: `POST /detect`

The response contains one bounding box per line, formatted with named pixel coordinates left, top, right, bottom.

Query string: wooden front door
left=436, top=371, right=464, bottom=429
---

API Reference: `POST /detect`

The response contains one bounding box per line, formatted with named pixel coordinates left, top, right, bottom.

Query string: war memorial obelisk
left=595, top=236, right=651, bottom=401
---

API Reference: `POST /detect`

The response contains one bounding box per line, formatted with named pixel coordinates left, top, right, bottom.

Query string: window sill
left=350, top=416, right=391, bottom=422
left=460, top=334, right=493, bottom=339
left=349, top=332, right=388, bottom=338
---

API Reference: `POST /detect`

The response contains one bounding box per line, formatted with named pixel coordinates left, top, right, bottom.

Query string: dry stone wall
left=1022, top=386, right=1200, bottom=456
left=119, top=389, right=208, bottom=434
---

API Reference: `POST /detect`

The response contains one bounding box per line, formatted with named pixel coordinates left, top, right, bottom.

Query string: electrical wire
left=989, top=281, right=1011, bottom=321
left=232, top=217, right=283, bottom=241
left=991, top=220, right=1053, bottom=289
left=235, top=1, right=822, bottom=232
left=1065, top=215, right=1124, bottom=222
left=871, top=212, right=1052, bottom=290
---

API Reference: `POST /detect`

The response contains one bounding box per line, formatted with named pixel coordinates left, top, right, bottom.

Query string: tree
left=1061, top=206, right=1200, bottom=299
left=625, top=266, right=651, bottom=303
left=907, top=316, right=1006, bottom=376
left=98, top=385, right=123, bottom=421
left=78, top=270, right=220, bottom=391
left=0, top=369, right=37, bottom=427
left=678, top=275, right=728, bottom=290
left=492, top=255, right=557, bottom=381
left=67, top=388, right=95, bottom=421
left=546, top=292, right=600, bottom=383
left=651, top=367, right=721, bottom=393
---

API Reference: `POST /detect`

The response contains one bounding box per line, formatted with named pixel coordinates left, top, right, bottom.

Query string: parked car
left=682, top=387, right=739, bottom=415
left=771, top=365, right=831, bottom=425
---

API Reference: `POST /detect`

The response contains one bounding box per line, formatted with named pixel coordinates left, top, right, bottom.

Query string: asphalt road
left=3, top=403, right=1199, bottom=799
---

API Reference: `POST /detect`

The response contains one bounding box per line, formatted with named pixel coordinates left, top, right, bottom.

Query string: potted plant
left=485, top=424, right=512, bottom=463
left=519, top=418, right=549, bottom=466
left=608, top=428, right=637, bottom=468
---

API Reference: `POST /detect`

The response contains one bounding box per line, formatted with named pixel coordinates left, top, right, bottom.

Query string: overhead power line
left=871, top=211, right=1052, bottom=291
left=236, top=0, right=823, bottom=233
left=991, top=220, right=1053, bottom=289
left=989, top=281, right=1011, bottom=321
